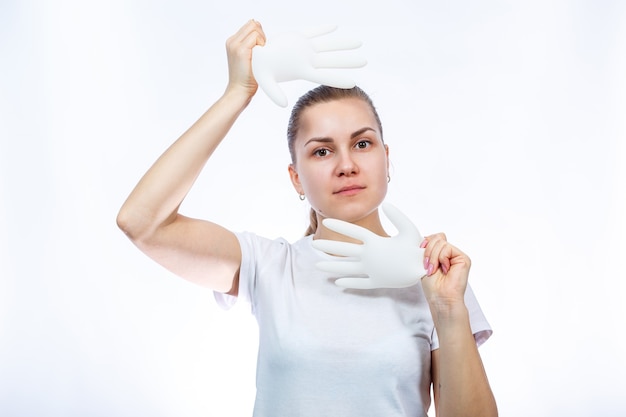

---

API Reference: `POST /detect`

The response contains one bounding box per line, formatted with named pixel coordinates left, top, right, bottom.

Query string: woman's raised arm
left=116, top=20, right=265, bottom=294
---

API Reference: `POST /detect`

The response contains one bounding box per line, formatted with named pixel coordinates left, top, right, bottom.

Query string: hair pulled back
left=287, top=85, right=383, bottom=236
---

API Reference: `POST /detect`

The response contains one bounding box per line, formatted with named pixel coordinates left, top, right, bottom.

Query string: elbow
left=478, top=394, right=499, bottom=417
left=116, top=205, right=152, bottom=243
left=116, top=207, right=137, bottom=239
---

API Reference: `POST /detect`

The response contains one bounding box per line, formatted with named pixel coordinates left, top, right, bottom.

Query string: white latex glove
left=311, top=203, right=427, bottom=289
left=251, top=25, right=367, bottom=107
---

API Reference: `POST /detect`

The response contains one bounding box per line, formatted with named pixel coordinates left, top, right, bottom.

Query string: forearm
left=117, top=88, right=251, bottom=240
left=432, top=305, right=497, bottom=417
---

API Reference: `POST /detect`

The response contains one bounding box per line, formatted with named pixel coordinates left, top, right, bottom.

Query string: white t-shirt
left=215, top=232, right=492, bottom=417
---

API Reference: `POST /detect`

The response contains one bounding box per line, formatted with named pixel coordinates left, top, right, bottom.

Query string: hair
left=287, top=85, right=384, bottom=236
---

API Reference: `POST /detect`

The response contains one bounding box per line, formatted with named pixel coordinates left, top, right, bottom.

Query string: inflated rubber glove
left=311, top=203, right=427, bottom=289
left=251, top=25, right=367, bottom=107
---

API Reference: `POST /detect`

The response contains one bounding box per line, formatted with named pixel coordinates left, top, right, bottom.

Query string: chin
left=320, top=200, right=382, bottom=223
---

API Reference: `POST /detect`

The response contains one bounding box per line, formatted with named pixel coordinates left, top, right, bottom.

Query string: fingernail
left=420, top=240, right=428, bottom=249
left=441, top=264, right=448, bottom=274
left=427, top=263, right=434, bottom=275
left=423, top=257, right=429, bottom=270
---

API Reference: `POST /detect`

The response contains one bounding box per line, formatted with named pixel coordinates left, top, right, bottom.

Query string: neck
left=313, top=209, right=389, bottom=243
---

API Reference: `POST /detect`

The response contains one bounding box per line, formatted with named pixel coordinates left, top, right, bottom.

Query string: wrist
left=429, top=301, right=470, bottom=332
left=223, top=83, right=256, bottom=108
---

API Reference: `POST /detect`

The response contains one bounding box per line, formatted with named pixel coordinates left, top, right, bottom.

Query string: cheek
left=300, top=169, right=325, bottom=194
left=294, top=164, right=315, bottom=189
left=372, top=154, right=389, bottom=178
left=376, top=174, right=389, bottom=194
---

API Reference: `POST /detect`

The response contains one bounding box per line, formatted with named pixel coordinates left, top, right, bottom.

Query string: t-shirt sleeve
left=430, top=284, right=493, bottom=350
left=213, top=231, right=257, bottom=311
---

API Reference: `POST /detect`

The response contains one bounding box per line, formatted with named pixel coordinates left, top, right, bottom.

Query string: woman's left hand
left=420, top=234, right=470, bottom=314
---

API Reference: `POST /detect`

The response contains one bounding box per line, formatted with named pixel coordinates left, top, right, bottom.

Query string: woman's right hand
left=225, top=19, right=266, bottom=100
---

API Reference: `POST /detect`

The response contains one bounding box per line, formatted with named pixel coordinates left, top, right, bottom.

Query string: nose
left=335, top=150, right=359, bottom=177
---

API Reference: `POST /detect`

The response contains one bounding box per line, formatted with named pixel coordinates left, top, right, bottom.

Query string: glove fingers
left=316, top=261, right=365, bottom=275
left=312, top=53, right=367, bottom=69
left=382, top=203, right=423, bottom=241
left=311, top=239, right=363, bottom=257
left=257, top=79, right=288, bottom=107
left=301, top=24, right=338, bottom=39
left=298, top=68, right=356, bottom=89
left=311, top=36, right=363, bottom=52
left=321, top=218, right=376, bottom=241
left=251, top=48, right=288, bottom=107
left=334, top=277, right=374, bottom=290
left=312, top=72, right=357, bottom=88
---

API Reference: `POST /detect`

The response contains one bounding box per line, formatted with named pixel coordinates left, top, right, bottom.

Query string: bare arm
left=116, top=20, right=266, bottom=294
left=430, top=310, right=497, bottom=417
left=422, top=237, right=498, bottom=417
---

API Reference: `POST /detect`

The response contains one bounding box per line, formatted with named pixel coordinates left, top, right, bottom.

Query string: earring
left=299, top=193, right=306, bottom=201
left=387, top=175, right=391, bottom=183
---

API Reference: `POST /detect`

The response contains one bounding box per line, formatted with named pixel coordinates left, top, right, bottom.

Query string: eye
left=355, top=140, right=371, bottom=149
left=314, top=148, right=329, bottom=157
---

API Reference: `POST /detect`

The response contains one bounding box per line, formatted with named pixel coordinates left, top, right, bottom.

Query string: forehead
left=297, top=98, right=379, bottom=140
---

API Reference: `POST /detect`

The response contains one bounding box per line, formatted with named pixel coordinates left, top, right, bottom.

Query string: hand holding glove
left=251, top=25, right=367, bottom=107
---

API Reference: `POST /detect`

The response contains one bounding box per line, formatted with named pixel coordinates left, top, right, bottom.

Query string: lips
left=334, top=185, right=366, bottom=195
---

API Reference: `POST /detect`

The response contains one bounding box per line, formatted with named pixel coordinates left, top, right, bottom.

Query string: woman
left=117, top=20, right=498, bottom=417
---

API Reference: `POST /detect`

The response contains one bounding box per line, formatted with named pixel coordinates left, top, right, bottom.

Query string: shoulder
left=221, top=232, right=312, bottom=308
left=236, top=231, right=315, bottom=269
left=236, top=231, right=299, bottom=256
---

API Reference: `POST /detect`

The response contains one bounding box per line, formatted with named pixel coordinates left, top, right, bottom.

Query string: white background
left=1, top=1, right=625, bottom=416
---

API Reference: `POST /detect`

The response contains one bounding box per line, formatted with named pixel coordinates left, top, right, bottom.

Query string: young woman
left=117, top=20, right=498, bottom=417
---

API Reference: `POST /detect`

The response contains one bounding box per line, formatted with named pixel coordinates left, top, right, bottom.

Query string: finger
left=229, top=20, right=265, bottom=48
left=312, top=52, right=367, bottom=69
left=334, top=277, right=374, bottom=290
left=424, top=237, right=447, bottom=275
left=381, top=203, right=423, bottom=242
left=244, top=20, right=266, bottom=47
left=422, top=232, right=446, bottom=266
left=316, top=261, right=366, bottom=275
left=311, top=239, right=363, bottom=257
left=425, top=232, right=447, bottom=243
left=321, top=218, right=376, bottom=242
left=245, top=27, right=266, bottom=48
left=436, top=244, right=454, bottom=275
left=227, top=20, right=256, bottom=44
left=438, top=242, right=469, bottom=275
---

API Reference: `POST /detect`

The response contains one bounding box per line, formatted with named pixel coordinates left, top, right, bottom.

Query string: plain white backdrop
left=1, top=0, right=625, bottom=416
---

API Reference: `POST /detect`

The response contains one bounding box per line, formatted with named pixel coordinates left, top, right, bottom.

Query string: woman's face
left=288, top=98, right=389, bottom=226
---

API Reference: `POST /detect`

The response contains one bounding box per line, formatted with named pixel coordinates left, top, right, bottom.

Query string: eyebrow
left=303, top=127, right=377, bottom=147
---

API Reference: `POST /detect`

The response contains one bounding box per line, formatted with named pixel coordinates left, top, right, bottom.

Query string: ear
left=288, top=164, right=304, bottom=195
left=384, top=144, right=390, bottom=175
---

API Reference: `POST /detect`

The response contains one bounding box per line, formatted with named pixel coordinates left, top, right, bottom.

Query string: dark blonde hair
left=287, top=85, right=384, bottom=236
